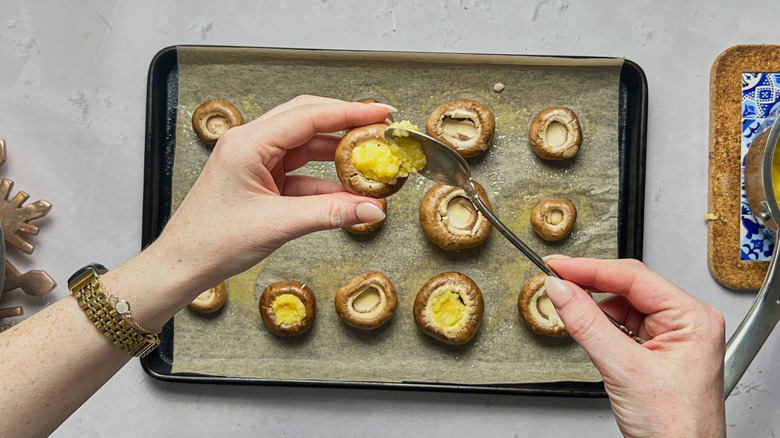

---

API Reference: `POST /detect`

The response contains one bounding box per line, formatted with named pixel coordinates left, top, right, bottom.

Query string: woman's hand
left=154, top=95, right=391, bottom=288
left=544, top=257, right=726, bottom=438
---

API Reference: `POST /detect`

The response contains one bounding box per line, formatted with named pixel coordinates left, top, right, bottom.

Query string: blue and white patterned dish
left=740, top=72, right=780, bottom=261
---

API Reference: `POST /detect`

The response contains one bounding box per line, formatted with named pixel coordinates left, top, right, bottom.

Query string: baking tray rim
left=140, top=45, right=648, bottom=398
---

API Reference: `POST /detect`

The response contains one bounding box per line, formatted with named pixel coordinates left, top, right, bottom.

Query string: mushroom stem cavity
left=545, top=208, right=565, bottom=225
left=545, top=121, right=568, bottom=148
left=446, top=196, right=478, bottom=230
left=536, top=292, right=558, bottom=320
left=441, top=115, right=478, bottom=141
left=206, top=114, right=230, bottom=137
left=351, top=286, right=382, bottom=313
left=271, top=294, right=307, bottom=325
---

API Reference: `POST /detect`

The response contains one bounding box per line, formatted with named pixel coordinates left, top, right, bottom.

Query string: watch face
left=67, top=263, right=108, bottom=286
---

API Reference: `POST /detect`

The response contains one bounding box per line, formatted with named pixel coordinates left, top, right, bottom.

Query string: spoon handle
left=464, top=180, right=645, bottom=344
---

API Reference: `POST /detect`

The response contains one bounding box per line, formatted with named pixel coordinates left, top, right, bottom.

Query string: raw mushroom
left=188, top=281, right=228, bottom=313
left=529, top=107, right=582, bottom=160
left=335, top=124, right=409, bottom=198
left=413, top=272, right=484, bottom=345
left=259, top=281, right=316, bottom=337
left=530, top=199, right=577, bottom=241
left=419, top=182, right=493, bottom=250
left=191, top=99, right=244, bottom=145
left=335, top=272, right=397, bottom=330
left=517, top=272, right=569, bottom=337
left=425, top=99, right=495, bottom=158
left=344, top=198, right=388, bottom=234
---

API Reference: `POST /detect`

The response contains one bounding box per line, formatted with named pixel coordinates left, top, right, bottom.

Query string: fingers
left=255, top=95, right=347, bottom=122
left=268, top=193, right=386, bottom=238
left=543, top=276, right=642, bottom=369
left=245, top=100, right=389, bottom=150
left=547, top=257, right=700, bottom=315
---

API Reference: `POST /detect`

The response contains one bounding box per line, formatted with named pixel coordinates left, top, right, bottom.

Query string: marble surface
left=1, top=1, right=779, bottom=436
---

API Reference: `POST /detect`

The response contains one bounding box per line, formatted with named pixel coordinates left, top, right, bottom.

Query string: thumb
left=278, top=194, right=386, bottom=237
left=543, top=276, right=637, bottom=370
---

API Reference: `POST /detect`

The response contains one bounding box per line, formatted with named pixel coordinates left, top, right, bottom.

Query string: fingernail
left=544, top=276, right=575, bottom=305
left=356, top=203, right=386, bottom=223
left=383, top=118, right=393, bottom=125
left=367, top=102, right=398, bottom=113
left=542, top=254, right=570, bottom=262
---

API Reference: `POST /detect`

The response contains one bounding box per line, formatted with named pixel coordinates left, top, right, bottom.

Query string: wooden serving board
left=708, top=45, right=780, bottom=290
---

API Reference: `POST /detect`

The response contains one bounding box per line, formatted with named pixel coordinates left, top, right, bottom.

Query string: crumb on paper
left=705, top=212, right=719, bottom=221
left=493, top=82, right=505, bottom=93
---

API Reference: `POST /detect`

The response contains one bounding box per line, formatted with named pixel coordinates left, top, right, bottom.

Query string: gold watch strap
left=69, top=264, right=160, bottom=358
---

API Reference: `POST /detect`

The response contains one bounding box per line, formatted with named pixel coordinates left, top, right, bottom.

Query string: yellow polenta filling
left=430, top=291, right=466, bottom=327
left=272, top=294, right=307, bottom=325
left=352, top=121, right=426, bottom=184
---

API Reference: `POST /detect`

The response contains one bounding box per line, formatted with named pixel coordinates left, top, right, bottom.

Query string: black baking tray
left=141, top=46, right=647, bottom=397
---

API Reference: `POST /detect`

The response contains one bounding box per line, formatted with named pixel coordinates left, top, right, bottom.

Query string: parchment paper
left=169, top=46, right=623, bottom=385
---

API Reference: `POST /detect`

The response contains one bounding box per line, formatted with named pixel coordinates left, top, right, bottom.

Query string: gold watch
left=68, top=264, right=160, bottom=358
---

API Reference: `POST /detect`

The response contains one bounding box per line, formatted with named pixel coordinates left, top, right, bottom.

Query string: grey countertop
left=1, top=1, right=778, bottom=436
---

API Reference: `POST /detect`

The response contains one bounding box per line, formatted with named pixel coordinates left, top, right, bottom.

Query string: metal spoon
left=385, top=127, right=645, bottom=343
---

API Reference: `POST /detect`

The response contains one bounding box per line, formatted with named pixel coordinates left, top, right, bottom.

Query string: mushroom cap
left=413, top=272, right=484, bottom=345
left=529, top=107, right=582, bottom=160
left=191, top=99, right=244, bottom=145
left=419, top=182, right=493, bottom=250
left=517, top=272, right=569, bottom=337
left=259, top=281, right=316, bottom=336
left=530, top=199, right=577, bottom=241
left=344, top=198, right=388, bottom=234
left=425, top=99, right=495, bottom=158
left=188, top=281, right=228, bottom=313
left=335, top=124, right=408, bottom=198
left=335, top=271, right=398, bottom=330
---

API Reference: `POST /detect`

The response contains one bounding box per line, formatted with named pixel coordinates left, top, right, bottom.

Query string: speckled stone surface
left=1, top=1, right=779, bottom=436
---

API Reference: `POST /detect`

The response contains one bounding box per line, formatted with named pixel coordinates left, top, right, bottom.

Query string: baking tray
left=141, top=46, right=647, bottom=397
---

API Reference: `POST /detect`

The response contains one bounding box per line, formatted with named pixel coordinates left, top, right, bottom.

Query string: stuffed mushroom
left=259, top=281, right=316, bottom=336
left=335, top=123, right=426, bottom=198
left=413, top=272, right=484, bottom=345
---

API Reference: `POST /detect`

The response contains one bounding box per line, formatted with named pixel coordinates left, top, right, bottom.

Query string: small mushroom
left=191, top=99, right=244, bottom=145
left=259, top=281, right=316, bottom=337
left=419, top=182, right=493, bottom=250
left=517, top=272, right=569, bottom=337
left=529, top=107, right=582, bottom=160
left=413, top=272, right=484, bottom=345
left=344, top=198, right=388, bottom=234
left=425, top=99, right=495, bottom=158
left=530, top=199, right=577, bottom=241
left=188, top=281, right=228, bottom=313
left=335, top=124, right=409, bottom=198
left=335, top=272, right=398, bottom=330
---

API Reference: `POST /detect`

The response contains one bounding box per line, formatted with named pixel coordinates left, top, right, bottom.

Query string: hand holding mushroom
left=155, top=96, right=391, bottom=292
left=542, top=257, right=726, bottom=438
